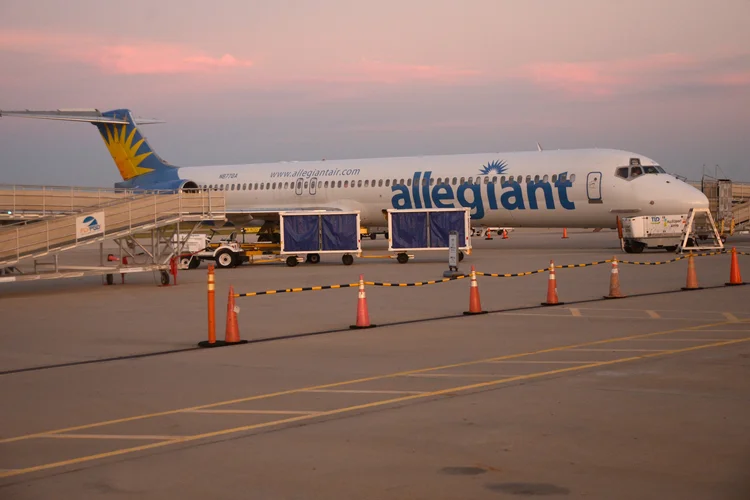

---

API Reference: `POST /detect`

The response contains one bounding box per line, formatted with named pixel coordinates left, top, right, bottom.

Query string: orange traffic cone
left=485, top=228, right=493, bottom=240
left=350, top=274, right=376, bottom=329
left=502, top=229, right=508, bottom=239
left=224, top=285, right=247, bottom=344
left=726, top=247, right=745, bottom=286
left=542, top=260, right=564, bottom=305
left=464, top=265, right=487, bottom=315
left=604, top=256, right=626, bottom=299
left=562, top=228, right=569, bottom=239
left=681, top=253, right=702, bottom=291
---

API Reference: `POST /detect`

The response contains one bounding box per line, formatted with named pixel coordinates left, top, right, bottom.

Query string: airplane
left=1, top=108, right=709, bottom=243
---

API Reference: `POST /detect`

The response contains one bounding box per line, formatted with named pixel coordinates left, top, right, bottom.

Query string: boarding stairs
left=0, top=189, right=226, bottom=269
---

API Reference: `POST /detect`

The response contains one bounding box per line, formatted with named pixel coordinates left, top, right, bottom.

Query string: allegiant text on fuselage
left=390, top=171, right=576, bottom=220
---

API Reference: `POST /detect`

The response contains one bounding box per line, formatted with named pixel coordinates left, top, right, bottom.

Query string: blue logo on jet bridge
left=83, top=216, right=101, bottom=232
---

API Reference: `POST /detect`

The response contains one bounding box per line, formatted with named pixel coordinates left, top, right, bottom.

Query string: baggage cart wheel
left=307, top=253, right=321, bottom=264
left=179, top=255, right=192, bottom=270
left=370, top=233, right=377, bottom=240
left=188, top=257, right=201, bottom=269
left=286, top=256, right=299, bottom=267
left=160, top=270, right=170, bottom=286
left=458, top=250, right=464, bottom=262
left=397, top=253, right=409, bottom=264
left=216, top=249, right=235, bottom=268
left=342, top=254, right=354, bottom=266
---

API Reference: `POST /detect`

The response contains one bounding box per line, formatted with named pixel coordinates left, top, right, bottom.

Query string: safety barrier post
left=199, top=264, right=217, bottom=346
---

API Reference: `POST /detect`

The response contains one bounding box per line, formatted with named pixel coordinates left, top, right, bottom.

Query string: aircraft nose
left=639, top=177, right=709, bottom=214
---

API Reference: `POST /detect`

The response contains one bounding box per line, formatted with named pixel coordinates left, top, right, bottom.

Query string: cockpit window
left=617, top=164, right=665, bottom=180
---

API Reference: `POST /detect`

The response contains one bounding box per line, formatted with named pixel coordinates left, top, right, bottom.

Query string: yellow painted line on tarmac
left=2, top=336, right=747, bottom=480
left=646, top=310, right=661, bottom=319
left=569, top=308, right=582, bottom=317
left=404, top=373, right=506, bottom=378
left=184, top=409, right=318, bottom=415
left=488, top=360, right=603, bottom=364
left=676, top=329, right=750, bottom=333
left=636, top=338, right=736, bottom=342
left=496, top=312, right=704, bottom=321
left=723, top=312, right=740, bottom=322
left=304, top=389, right=427, bottom=395
left=1, top=319, right=745, bottom=446
left=567, top=348, right=666, bottom=352
left=38, top=434, right=184, bottom=441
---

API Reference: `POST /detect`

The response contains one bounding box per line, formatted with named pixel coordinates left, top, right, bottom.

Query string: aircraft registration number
left=219, top=173, right=238, bottom=179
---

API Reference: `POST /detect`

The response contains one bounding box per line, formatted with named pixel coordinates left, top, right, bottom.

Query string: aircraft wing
left=0, top=109, right=164, bottom=125
left=221, top=207, right=353, bottom=228
left=224, top=207, right=349, bottom=220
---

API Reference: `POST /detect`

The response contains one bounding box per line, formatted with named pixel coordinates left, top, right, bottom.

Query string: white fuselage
left=177, top=148, right=709, bottom=229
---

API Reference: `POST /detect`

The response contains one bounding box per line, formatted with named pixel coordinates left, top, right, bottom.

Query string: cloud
left=0, top=30, right=253, bottom=75
left=339, top=59, right=481, bottom=84
left=516, top=52, right=750, bottom=97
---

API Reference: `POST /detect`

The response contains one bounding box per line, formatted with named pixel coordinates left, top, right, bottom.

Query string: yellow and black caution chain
left=620, top=249, right=726, bottom=265
left=234, top=249, right=744, bottom=296
left=236, top=283, right=359, bottom=297
left=365, top=276, right=467, bottom=286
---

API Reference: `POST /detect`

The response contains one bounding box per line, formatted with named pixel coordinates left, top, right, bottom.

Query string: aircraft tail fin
left=0, top=108, right=176, bottom=181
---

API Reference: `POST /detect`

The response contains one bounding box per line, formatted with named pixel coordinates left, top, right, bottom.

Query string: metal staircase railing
left=0, top=184, right=148, bottom=221
left=0, top=190, right=226, bottom=266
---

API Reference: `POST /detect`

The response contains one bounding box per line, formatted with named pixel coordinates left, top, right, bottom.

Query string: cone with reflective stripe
left=464, top=265, right=487, bottom=315
left=224, top=285, right=247, bottom=344
left=350, top=274, right=376, bottom=329
left=681, top=253, right=702, bottom=290
left=725, top=247, right=745, bottom=286
left=604, top=256, right=626, bottom=299
left=502, top=229, right=508, bottom=239
left=562, top=228, right=569, bottom=239
left=485, top=228, right=493, bottom=240
left=542, top=260, right=564, bottom=305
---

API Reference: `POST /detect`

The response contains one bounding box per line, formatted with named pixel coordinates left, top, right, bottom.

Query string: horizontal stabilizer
left=0, top=109, right=164, bottom=125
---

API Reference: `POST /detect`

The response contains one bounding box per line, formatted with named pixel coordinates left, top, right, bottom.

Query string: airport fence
left=198, top=247, right=748, bottom=347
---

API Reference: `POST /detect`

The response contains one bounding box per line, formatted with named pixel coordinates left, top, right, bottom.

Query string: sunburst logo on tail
left=101, top=124, right=154, bottom=180
left=479, top=160, right=508, bottom=175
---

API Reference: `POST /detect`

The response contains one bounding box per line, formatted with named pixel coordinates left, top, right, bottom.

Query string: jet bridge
left=0, top=187, right=226, bottom=285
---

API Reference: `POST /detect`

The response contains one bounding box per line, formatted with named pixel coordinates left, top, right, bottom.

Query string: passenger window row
left=200, top=173, right=576, bottom=192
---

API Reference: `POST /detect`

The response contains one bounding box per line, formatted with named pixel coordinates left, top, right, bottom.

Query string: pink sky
left=0, top=0, right=749, bottom=185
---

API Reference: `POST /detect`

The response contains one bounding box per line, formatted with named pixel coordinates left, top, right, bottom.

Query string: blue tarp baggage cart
left=279, top=210, right=361, bottom=267
left=387, top=208, right=472, bottom=263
